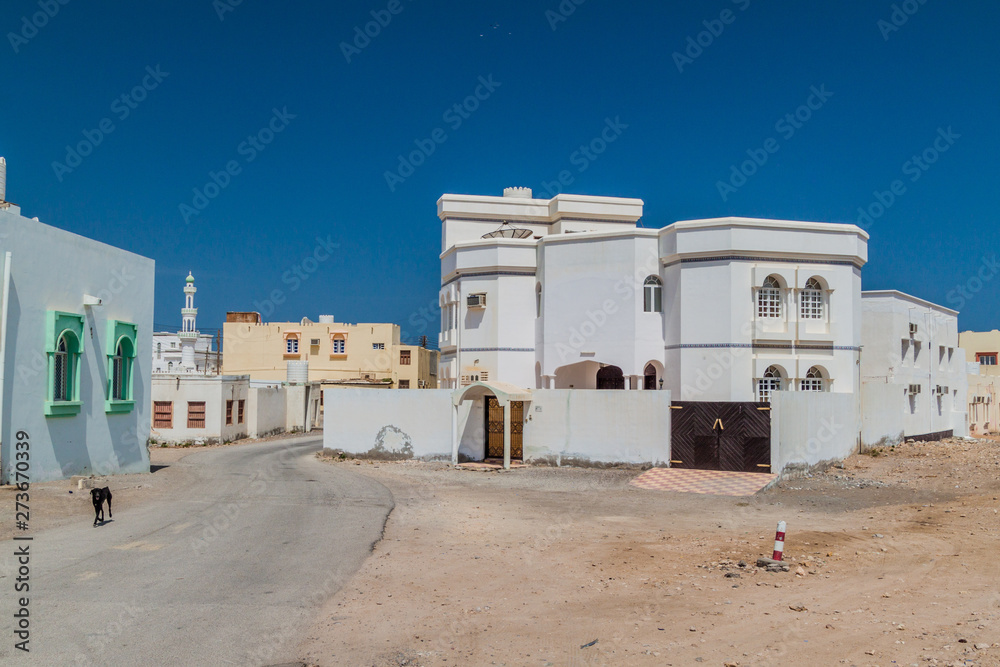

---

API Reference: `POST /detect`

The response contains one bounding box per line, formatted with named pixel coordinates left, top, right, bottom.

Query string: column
left=502, top=404, right=511, bottom=470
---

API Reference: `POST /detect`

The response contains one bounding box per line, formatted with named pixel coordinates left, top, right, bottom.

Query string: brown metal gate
left=485, top=396, right=524, bottom=460
left=670, top=401, right=771, bottom=473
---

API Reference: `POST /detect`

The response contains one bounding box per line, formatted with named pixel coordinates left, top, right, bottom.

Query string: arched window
left=331, top=334, right=346, bottom=356
left=112, top=340, right=128, bottom=400
left=156, top=342, right=162, bottom=359
left=757, top=276, right=782, bottom=319
left=283, top=331, right=301, bottom=356
left=800, top=277, right=824, bottom=320
left=756, top=365, right=783, bottom=402
left=54, top=335, right=70, bottom=401
left=168, top=361, right=173, bottom=372
left=800, top=366, right=826, bottom=391
left=643, top=276, right=662, bottom=313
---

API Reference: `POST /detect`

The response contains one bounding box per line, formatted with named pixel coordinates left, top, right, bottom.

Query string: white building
left=152, top=272, right=219, bottom=374
left=0, top=164, right=154, bottom=483
left=438, top=187, right=867, bottom=403
left=860, top=291, right=968, bottom=442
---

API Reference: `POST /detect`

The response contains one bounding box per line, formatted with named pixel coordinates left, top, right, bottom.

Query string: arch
left=643, top=361, right=661, bottom=390
left=757, top=275, right=784, bottom=319
left=800, top=365, right=828, bottom=391
left=643, top=275, right=662, bottom=313
left=553, top=360, right=602, bottom=389
left=596, top=365, right=625, bottom=390
left=53, top=333, right=72, bottom=401
left=756, top=365, right=783, bottom=402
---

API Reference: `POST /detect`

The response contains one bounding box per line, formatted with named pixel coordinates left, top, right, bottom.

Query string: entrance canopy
left=452, top=381, right=532, bottom=407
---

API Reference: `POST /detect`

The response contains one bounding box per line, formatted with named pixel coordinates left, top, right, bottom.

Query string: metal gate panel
left=670, top=401, right=772, bottom=473
left=510, top=401, right=524, bottom=459
left=485, top=396, right=504, bottom=458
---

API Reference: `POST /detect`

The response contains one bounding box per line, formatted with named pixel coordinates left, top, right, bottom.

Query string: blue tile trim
left=663, top=255, right=861, bottom=268
left=461, top=347, right=535, bottom=352
left=665, top=343, right=860, bottom=352
left=442, top=270, right=536, bottom=287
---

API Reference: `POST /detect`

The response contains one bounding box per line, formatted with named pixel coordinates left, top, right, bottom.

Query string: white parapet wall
left=770, top=391, right=860, bottom=475
left=860, top=381, right=904, bottom=448
left=323, top=387, right=673, bottom=466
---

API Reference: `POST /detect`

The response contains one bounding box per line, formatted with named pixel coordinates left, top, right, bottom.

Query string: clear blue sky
left=2, top=0, right=998, bottom=342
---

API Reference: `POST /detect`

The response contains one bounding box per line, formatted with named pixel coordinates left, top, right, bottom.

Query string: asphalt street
left=1, top=436, right=393, bottom=666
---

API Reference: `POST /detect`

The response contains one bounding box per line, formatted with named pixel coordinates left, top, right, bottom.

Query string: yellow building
left=222, top=313, right=438, bottom=389
left=960, top=330, right=1000, bottom=435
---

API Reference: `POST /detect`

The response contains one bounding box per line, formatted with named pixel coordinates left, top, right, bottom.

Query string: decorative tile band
left=442, top=270, right=536, bottom=287
left=662, top=255, right=861, bottom=269
left=665, top=343, right=861, bottom=352
left=461, top=347, right=536, bottom=353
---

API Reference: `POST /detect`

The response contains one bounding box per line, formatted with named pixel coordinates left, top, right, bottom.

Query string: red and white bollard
left=772, top=521, right=786, bottom=561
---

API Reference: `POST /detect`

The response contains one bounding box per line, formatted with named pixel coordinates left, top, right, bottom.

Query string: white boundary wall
left=323, top=388, right=672, bottom=465
left=860, top=382, right=904, bottom=448
left=248, top=386, right=287, bottom=438
left=770, top=391, right=860, bottom=474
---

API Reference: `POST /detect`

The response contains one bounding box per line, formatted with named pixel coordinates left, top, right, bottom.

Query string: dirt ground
left=299, top=439, right=1000, bottom=667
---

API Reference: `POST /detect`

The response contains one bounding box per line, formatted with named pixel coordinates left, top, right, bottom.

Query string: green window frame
left=106, top=320, right=138, bottom=414
left=44, top=311, right=84, bottom=417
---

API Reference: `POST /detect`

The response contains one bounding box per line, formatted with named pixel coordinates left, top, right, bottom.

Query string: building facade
left=959, top=330, right=1000, bottom=435
left=860, top=291, right=968, bottom=440
left=222, top=314, right=438, bottom=388
left=0, top=187, right=154, bottom=483
left=152, top=272, right=219, bottom=374
left=438, top=188, right=866, bottom=403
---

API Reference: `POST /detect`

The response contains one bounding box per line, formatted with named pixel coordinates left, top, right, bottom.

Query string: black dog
left=91, top=487, right=112, bottom=526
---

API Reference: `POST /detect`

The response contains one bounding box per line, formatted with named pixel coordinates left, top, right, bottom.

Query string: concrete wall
left=285, top=383, right=320, bottom=432
left=323, top=388, right=455, bottom=459
left=522, top=390, right=671, bottom=466
left=0, top=207, right=154, bottom=483
left=860, top=381, right=904, bottom=448
left=770, top=391, right=860, bottom=475
left=323, top=387, right=672, bottom=466
left=248, top=385, right=286, bottom=438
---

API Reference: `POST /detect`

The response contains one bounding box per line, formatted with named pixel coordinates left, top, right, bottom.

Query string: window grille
left=54, top=336, right=69, bottom=401
left=286, top=337, right=299, bottom=354
left=153, top=401, right=173, bottom=428
left=757, top=276, right=782, bottom=319
left=800, top=278, right=823, bottom=319
left=800, top=366, right=825, bottom=391
left=756, top=366, right=782, bottom=402
left=187, top=402, right=206, bottom=428
left=643, top=276, right=662, bottom=313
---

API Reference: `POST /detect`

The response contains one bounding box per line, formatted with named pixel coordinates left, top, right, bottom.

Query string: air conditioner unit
left=907, top=384, right=921, bottom=395
left=909, top=323, right=918, bottom=336
left=935, top=386, right=945, bottom=395
left=310, top=339, right=320, bottom=346
left=467, top=293, right=486, bottom=308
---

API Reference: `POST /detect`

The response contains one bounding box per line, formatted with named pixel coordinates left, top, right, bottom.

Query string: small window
left=757, top=276, right=782, bottom=319
left=643, top=276, right=662, bottom=313
left=800, top=366, right=826, bottom=391
left=373, top=342, right=385, bottom=350
left=800, top=278, right=823, bottom=320
left=756, top=366, right=783, bottom=402
left=226, top=400, right=234, bottom=425
left=153, top=401, right=173, bottom=428
left=331, top=336, right=346, bottom=355
left=286, top=338, right=299, bottom=354
left=398, top=379, right=410, bottom=389
left=54, top=335, right=70, bottom=401
left=45, top=311, right=85, bottom=417
left=156, top=342, right=162, bottom=359
left=400, top=350, right=411, bottom=365
left=187, top=402, right=206, bottom=428
left=238, top=399, right=245, bottom=424
left=977, top=353, right=998, bottom=366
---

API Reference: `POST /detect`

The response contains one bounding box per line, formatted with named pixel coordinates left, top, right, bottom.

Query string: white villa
left=152, top=272, right=219, bottom=374
left=438, top=187, right=866, bottom=403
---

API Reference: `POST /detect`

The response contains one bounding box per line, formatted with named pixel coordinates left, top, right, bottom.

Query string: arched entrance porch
left=451, top=381, right=532, bottom=470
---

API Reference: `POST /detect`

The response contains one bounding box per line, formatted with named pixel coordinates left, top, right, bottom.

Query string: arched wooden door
left=596, top=365, right=625, bottom=390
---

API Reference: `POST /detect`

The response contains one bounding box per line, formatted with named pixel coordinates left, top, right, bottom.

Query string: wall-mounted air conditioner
left=909, top=323, right=918, bottom=336
left=467, top=293, right=486, bottom=308
left=907, top=384, right=921, bottom=395
left=310, top=339, right=320, bottom=346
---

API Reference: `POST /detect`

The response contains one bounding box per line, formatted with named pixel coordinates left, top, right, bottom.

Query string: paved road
left=2, top=437, right=393, bottom=666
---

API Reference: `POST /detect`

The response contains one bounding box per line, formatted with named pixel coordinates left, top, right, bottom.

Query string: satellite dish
left=482, top=220, right=532, bottom=239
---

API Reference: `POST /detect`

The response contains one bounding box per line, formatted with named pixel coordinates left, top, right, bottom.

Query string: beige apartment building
left=960, top=330, right=1000, bottom=435
left=222, top=313, right=438, bottom=389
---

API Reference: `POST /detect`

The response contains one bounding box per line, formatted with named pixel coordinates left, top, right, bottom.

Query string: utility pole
left=216, top=330, right=221, bottom=375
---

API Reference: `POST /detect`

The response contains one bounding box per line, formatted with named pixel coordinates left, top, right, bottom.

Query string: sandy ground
left=299, top=439, right=1000, bottom=667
